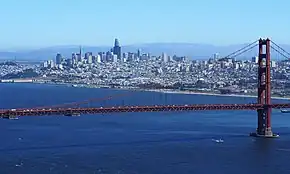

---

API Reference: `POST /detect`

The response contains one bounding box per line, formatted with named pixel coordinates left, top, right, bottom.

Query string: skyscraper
left=86, top=52, right=93, bottom=64
left=213, top=53, right=219, bottom=60
left=55, top=53, right=62, bottom=65
left=72, top=53, right=78, bottom=65
left=77, top=46, right=82, bottom=62
left=137, top=49, right=141, bottom=58
left=96, top=55, right=102, bottom=63
left=79, top=46, right=82, bottom=57
left=162, top=52, right=168, bottom=62
left=252, top=56, right=258, bottom=63
left=113, top=38, right=121, bottom=60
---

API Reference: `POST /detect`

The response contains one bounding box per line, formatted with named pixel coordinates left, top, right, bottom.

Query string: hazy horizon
left=0, top=40, right=280, bottom=52
left=1, top=0, right=290, bottom=49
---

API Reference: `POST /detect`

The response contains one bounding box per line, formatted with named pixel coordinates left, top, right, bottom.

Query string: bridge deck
left=1, top=103, right=290, bottom=117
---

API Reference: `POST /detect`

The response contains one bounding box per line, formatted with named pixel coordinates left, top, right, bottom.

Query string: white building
left=96, top=55, right=102, bottom=63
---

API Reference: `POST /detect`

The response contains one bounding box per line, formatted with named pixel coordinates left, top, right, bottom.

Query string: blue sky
left=0, top=0, right=289, bottom=49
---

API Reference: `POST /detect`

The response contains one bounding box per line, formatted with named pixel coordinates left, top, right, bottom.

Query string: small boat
left=215, top=139, right=224, bottom=143
left=281, top=109, right=290, bottom=113
left=212, top=139, right=224, bottom=143
left=64, top=113, right=81, bottom=117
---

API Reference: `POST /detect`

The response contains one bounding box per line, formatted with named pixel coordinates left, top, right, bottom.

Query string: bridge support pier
left=250, top=38, right=279, bottom=138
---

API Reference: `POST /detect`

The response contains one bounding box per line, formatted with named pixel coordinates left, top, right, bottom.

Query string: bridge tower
left=251, top=38, right=278, bottom=138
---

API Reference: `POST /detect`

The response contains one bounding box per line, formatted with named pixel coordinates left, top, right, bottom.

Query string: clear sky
left=0, top=0, right=289, bottom=49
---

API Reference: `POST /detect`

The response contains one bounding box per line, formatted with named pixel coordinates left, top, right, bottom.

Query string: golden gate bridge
left=1, top=38, right=290, bottom=138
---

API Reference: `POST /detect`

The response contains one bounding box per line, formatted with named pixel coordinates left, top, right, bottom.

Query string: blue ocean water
left=0, top=83, right=290, bottom=174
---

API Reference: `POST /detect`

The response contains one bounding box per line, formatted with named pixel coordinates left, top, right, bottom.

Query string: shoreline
left=1, top=80, right=290, bottom=100
left=33, top=81, right=290, bottom=100
left=138, top=89, right=290, bottom=100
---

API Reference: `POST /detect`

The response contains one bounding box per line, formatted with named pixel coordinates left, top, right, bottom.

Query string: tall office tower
left=72, top=53, right=78, bottom=65
left=128, top=52, right=134, bottom=61
left=101, top=53, right=106, bottom=62
left=113, top=38, right=121, bottom=60
left=106, top=51, right=114, bottom=62
left=55, top=53, right=62, bottom=65
left=213, top=53, right=219, bottom=60
left=162, top=52, right=168, bottom=62
left=47, top=60, right=55, bottom=68
left=123, top=52, right=128, bottom=62
left=85, top=52, right=93, bottom=64
left=252, top=56, right=259, bottom=63
left=84, top=52, right=90, bottom=60
left=87, top=55, right=93, bottom=64
left=96, top=55, right=102, bottom=63
left=79, top=46, right=82, bottom=57
left=66, top=59, right=72, bottom=67
left=77, top=46, right=83, bottom=62
left=137, top=49, right=141, bottom=58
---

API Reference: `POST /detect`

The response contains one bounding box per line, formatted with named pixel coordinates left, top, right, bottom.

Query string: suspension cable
left=230, top=43, right=258, bottom=59
left=270, top=46, right=289, bottom=59
left=224, top=39, right=259, bottom=58
left=270, top=40, right=290, bottom=57
left=63, top=91, right=134, bottom=108
left=20, top=91, right=136, bottom=110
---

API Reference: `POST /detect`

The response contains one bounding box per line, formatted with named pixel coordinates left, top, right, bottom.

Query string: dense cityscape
left=1, top=38, right=290, bottom=97
left=3, top=1, right=290, bottom=173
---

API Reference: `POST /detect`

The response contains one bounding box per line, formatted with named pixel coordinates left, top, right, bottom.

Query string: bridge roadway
left=1, top=103, right=290, bottom=118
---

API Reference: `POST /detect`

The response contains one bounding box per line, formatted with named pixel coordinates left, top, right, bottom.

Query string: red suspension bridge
left=1, top=38, right=290, bottom=138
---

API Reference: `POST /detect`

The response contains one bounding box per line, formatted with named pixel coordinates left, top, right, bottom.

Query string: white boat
left=212, top=139, right=224, bottom=143
left=281, top=109, right=290, bottom=113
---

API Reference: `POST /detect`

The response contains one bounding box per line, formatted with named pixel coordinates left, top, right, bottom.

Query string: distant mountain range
left=1, top=43, right=290, bottom=61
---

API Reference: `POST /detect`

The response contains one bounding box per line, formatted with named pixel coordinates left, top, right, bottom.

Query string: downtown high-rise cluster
left=41, top=39, right=187, bottom=69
